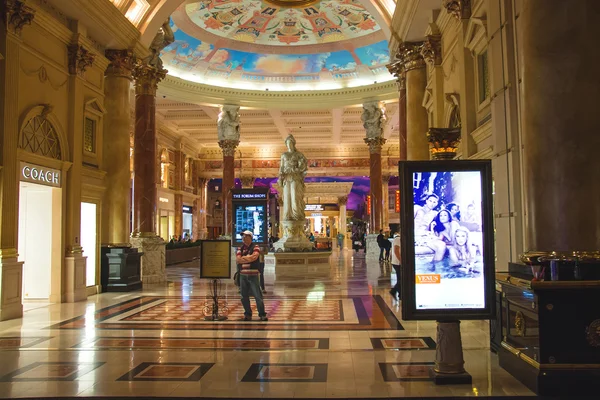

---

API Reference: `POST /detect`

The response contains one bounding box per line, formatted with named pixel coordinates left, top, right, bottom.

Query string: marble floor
left=0, top=249, right=534, bottom=398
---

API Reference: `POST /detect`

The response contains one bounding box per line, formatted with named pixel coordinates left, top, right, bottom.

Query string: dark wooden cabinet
left=496, top=273, right=600, bottom=395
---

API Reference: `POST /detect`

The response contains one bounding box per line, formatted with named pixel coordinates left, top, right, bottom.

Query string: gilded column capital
left=443, top=0, right=472, bottom=20
left=397, top=42, right=426, bottom=72
left=427, top=127, right=462, bottom=160
left=105, top=49, right=135, bottom=79
left=133, top=62, right=167, bottom=96
left=4, top=0, right=35, bottom=35
left=386, top=60, right=406, bottom=90
left=421, top=35, right=442, bottom=66
left=337, top=195, right=348, bottom=207
left=218, top=139, right=239, bottom=157
left=68, top=44, right=95, bottom=76
left=364, top=137, right=387, bottom=154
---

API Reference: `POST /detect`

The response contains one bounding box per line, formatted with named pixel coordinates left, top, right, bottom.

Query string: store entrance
left=18, top=181, right=62, bottom=300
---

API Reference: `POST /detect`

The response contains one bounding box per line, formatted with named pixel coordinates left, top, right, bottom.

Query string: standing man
left=377, top=229, right=385, bottom=261
left=390, top=232, right=401, bottom=300
left=236, top=230, right=268, bottom=321
left=336, top=231, right=345, bottom=250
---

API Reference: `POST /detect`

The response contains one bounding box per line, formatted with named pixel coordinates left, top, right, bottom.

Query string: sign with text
left=305, top=204, right=324, bottom=211
left=20, top=162, right=61, bottom=187
left=399, top=160, right=495, bottom=321
left=182, top=205, right=193, bottom=213
left=200, top=240, right=231, bottom=279
left=232, top=188, right=269, bottom=246
left=232, top=192, right=267, bottom=200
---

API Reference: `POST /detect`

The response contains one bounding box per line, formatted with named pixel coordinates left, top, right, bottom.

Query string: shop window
left=478, top=50, right=490, bottom=104
left=84, top=117, right=96, bottom=153
left=20, top=115, right=62, bottom=160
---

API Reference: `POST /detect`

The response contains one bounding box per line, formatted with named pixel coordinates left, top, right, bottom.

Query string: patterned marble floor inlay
left=370, top=337, right=436, bottom=350
left=0, top=362, right=104, bottom=382
left=379, top=362, right=435, bottom=382
left=0, top=336, right=52, bottom=349
left=242, top=363, right=328, bottom=382
left=76, top=337, right=329, bottom=350
left=117, top=362, right=214, bottom=381
left=52, top=295, right=403, bottom=331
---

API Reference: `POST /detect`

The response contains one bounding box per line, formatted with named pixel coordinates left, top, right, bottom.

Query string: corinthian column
left=397, top=42, right=429, bottom=160
left=217, top=105, right=240, bottom=236
left=338, top=195, right=348, bottom=250
left=521, top=0, right=600, bottom=256
left=387, top=61, right=407, bottom=160
left=130, top=63, right=167, bottom=284
left=382, top=174, right=390, bottom=231
left=362, top=101, right=387, bottom=232
left=103, top=49, right=135, bottom=246
left=0, top=0, right=35, bottom=320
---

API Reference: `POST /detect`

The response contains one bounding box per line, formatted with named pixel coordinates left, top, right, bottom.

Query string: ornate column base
left=366, top=234, right=381, bottom=259
left=273, top=221, right=313, bottom=252
left=0, top=254, right=23, bottom=321
left=64, top=253, right=87, bottom=303
left=429, top=320, right=472, bottom=385
left=130, top=235, right=166, bottom=284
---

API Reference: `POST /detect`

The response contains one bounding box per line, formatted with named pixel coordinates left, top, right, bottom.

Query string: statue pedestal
left=366, top=234, right=381, bottom=260
left=265, top=252, right=332, bottom=280
left=273, top=220, right=313, bottom=252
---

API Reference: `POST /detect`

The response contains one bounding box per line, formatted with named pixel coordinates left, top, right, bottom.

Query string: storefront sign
left=159, top=197, right=169, bottom=203
left=232, top=192, right=267, bottom=200
left=182, top=205, right=193, bottom=213
left=366, top=195, right=371, bottom=215
left=395, top=190, right=400, bottom=213
left=200, top=240, right=231, bottom=279
left=20, top=162, right=61, bottom=187
left=305, top=204, right=323, bottom=211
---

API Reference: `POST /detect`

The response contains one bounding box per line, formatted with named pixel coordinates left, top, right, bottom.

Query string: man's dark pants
left=240, top=274, right=266, bottom=317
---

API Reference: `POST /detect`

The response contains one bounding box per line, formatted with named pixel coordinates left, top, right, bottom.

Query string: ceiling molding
left=158, top=76, right=398, bottom=110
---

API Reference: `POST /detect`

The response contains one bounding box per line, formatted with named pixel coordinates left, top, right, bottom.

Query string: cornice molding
left=158, top=76, right=398, bottom=110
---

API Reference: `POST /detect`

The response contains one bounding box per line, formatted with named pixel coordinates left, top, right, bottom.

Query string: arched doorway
left=17, top=107, right=69, bottom=303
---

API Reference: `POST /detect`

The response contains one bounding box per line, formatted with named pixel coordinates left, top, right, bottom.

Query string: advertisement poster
left=200, top=240, right=231, bottom=279
left=411, top=170, right=485, bottom=310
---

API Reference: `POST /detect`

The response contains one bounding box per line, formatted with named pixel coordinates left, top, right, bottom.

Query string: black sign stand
left=203, top=279, right=228, bottom=321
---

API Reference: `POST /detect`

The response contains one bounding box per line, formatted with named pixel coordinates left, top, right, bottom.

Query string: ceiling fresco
left=182, top=0, right=381, bottom=47
left=162, top=0, right=394, bottom=90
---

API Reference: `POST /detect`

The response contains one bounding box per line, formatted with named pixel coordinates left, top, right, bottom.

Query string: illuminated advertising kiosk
left=399, top=160, right=495, bottom=321
left=231, top=188, right=269, bottom=247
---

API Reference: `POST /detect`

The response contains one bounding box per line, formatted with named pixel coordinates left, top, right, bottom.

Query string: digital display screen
left=234, top=204, right=267, bottom=244
left=411, top=170, right=486, bottom=310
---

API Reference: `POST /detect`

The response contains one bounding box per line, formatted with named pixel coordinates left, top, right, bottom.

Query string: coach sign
left=20, top=162, right=61, bottom=188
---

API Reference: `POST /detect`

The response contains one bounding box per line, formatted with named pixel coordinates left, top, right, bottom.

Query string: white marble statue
left=145, top=18, right=175, bottom=70
left=217, top=105, right=241, bottom=141
left=278, top=134, right=308, bottom=221
left=362, top=101, right=387, bottom=139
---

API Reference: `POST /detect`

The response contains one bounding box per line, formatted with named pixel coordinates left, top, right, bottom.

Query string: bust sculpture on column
left=274, top=135, right=313, bottom=252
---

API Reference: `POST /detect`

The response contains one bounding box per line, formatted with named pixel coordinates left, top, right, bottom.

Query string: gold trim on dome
left=263, top=0, right=320, bottom=9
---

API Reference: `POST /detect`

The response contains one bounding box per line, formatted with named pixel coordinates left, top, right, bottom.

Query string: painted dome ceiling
left=161, top=0, right=394, bottom=90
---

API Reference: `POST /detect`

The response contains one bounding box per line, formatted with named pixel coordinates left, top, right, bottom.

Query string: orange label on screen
left=416, top=274, right=441, bottom=284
